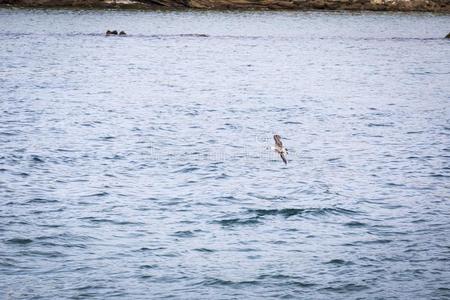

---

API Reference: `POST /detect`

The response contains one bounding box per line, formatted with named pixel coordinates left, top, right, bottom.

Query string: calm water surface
left=0, top=8, right=450, bottom=299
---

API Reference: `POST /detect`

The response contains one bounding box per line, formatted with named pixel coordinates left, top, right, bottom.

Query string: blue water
left=0, top=8, right=449, bottom=299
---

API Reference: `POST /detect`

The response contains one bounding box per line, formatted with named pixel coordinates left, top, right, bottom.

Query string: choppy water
left=1, top=8, right=450, bottom=299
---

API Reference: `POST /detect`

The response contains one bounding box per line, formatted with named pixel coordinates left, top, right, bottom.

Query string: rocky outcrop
left=0, top=0, right=155, bottom=8
left=0, top=0, right=449, bottom=12
left=446, top=32, right=450, bottom=38
left=150, top=0, right=449, bottom=11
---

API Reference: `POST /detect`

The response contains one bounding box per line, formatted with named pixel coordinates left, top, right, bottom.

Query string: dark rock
left=446, top=32, right=450, bottom=39
left=106, top=30, right=118, bottom=35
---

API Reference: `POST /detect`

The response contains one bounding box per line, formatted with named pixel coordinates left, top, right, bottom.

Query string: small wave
left=32, top=208, right=65, bottom=215
left=79, top=217, right=143, bottom=226
left=174, top=166, right=200, bottom=173
left=5, top=238, right=33, bottom=245
left=290, top=281, right=317, bottom=288
left=248, top=207, right=358, bottom=218
left=367, top=122, right=394, bottom=127
left=215, top=217, right=260, bottom=226
left=100, top=136, right=115, bottom=141
left=386, top=182, right=405, bottom=187
left=215, top=207, right=358, bottom=227
left=199, top=278, right=259, bottom=287
left=321, top=283, right=369, bottom=293
left=130, top=33, right=210, bottom=39
left=406, top=131, right=425, bottom=134
left=430, top=173, right=450, bottom=178
left=344, top=221, right=366, bottom=227
left=0, top=131, right=19, bottom=136
left=0, top=258, right=18, bottom=268
left=37, top=240, right=87, bottom=249
left=258, top=274, right=299, bottom=280
left=26, top=198, right=59, bottom=204
left=82, top=192, right=109, bottom=197
left=257, top=274, right=316, bottom=287
left=193, top=248, right=215, bottom=253
left=72, top=285, right=99, bottom=292
left=325, top=259, right=355, bottom=266
left=104, top=154, right=124, bottom=160
left=213, top=195, right=238, bottom=202
left=27, top=250, right=67, bottom=258
left=437, top=287, right=450, bottom=293
left=327, top=157, right=341, bottom=162
left=139, top=264, right=158, bottom=269
left=30, top=155, right=44, bottom=163
left=214, top=173, right=230, bottom=179
left=178, top=33, right=209, bottom=37
left=171, top=230, right=194, bottom=238
left=133, top=247, right=165, bottom=252
left=345, top=239, right=392, bottom=246
left=38, top=224, right=64, bottom=228
left=55, top=148, right=77, bottom=152
left=14, top=172, right=30, bottom=177
left=407, top=156, right=420, bottom=159
left=247, top=193, right=290, bottom=201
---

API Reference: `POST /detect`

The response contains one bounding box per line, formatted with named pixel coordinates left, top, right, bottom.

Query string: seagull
left=273, top=135, right=288, bottom=164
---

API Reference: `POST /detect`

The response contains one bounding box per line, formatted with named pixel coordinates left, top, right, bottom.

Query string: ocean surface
left=1, top=8, right=449, bottom=299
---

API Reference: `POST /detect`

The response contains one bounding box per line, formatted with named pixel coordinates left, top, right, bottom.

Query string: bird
left=272, top=134, right=288, bottom=164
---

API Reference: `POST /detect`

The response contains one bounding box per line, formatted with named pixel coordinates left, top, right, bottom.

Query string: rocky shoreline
left=0, top=0, right=449, bottom=12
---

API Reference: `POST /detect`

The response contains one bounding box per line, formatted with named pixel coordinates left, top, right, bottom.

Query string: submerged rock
left=105, top=30, right=127, bottom=36
left=106, top=30, right=118, bottom=35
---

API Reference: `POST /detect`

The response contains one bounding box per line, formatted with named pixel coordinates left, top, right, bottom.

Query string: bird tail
left=280, top=152, right=287, bottom=164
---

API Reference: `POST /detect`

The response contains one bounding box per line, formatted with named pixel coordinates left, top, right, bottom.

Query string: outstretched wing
left=280, top=152, right=287, bottom=164
left=273, top=135, right=283, bottom=148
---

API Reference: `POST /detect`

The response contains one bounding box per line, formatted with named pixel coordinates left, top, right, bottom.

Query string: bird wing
left=280, top=152, right=287, bottom=164
left=274, top=135, right=283, bottom=148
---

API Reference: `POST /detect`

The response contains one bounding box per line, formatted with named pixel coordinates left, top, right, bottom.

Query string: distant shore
left=0, top=0, right=449, bottom=12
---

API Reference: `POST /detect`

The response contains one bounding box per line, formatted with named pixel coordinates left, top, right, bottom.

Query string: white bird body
left=273, top=135, right=288, bottom=164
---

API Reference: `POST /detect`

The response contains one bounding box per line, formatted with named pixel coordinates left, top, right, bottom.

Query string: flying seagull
left=273, top=135, right=288, bottom=164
